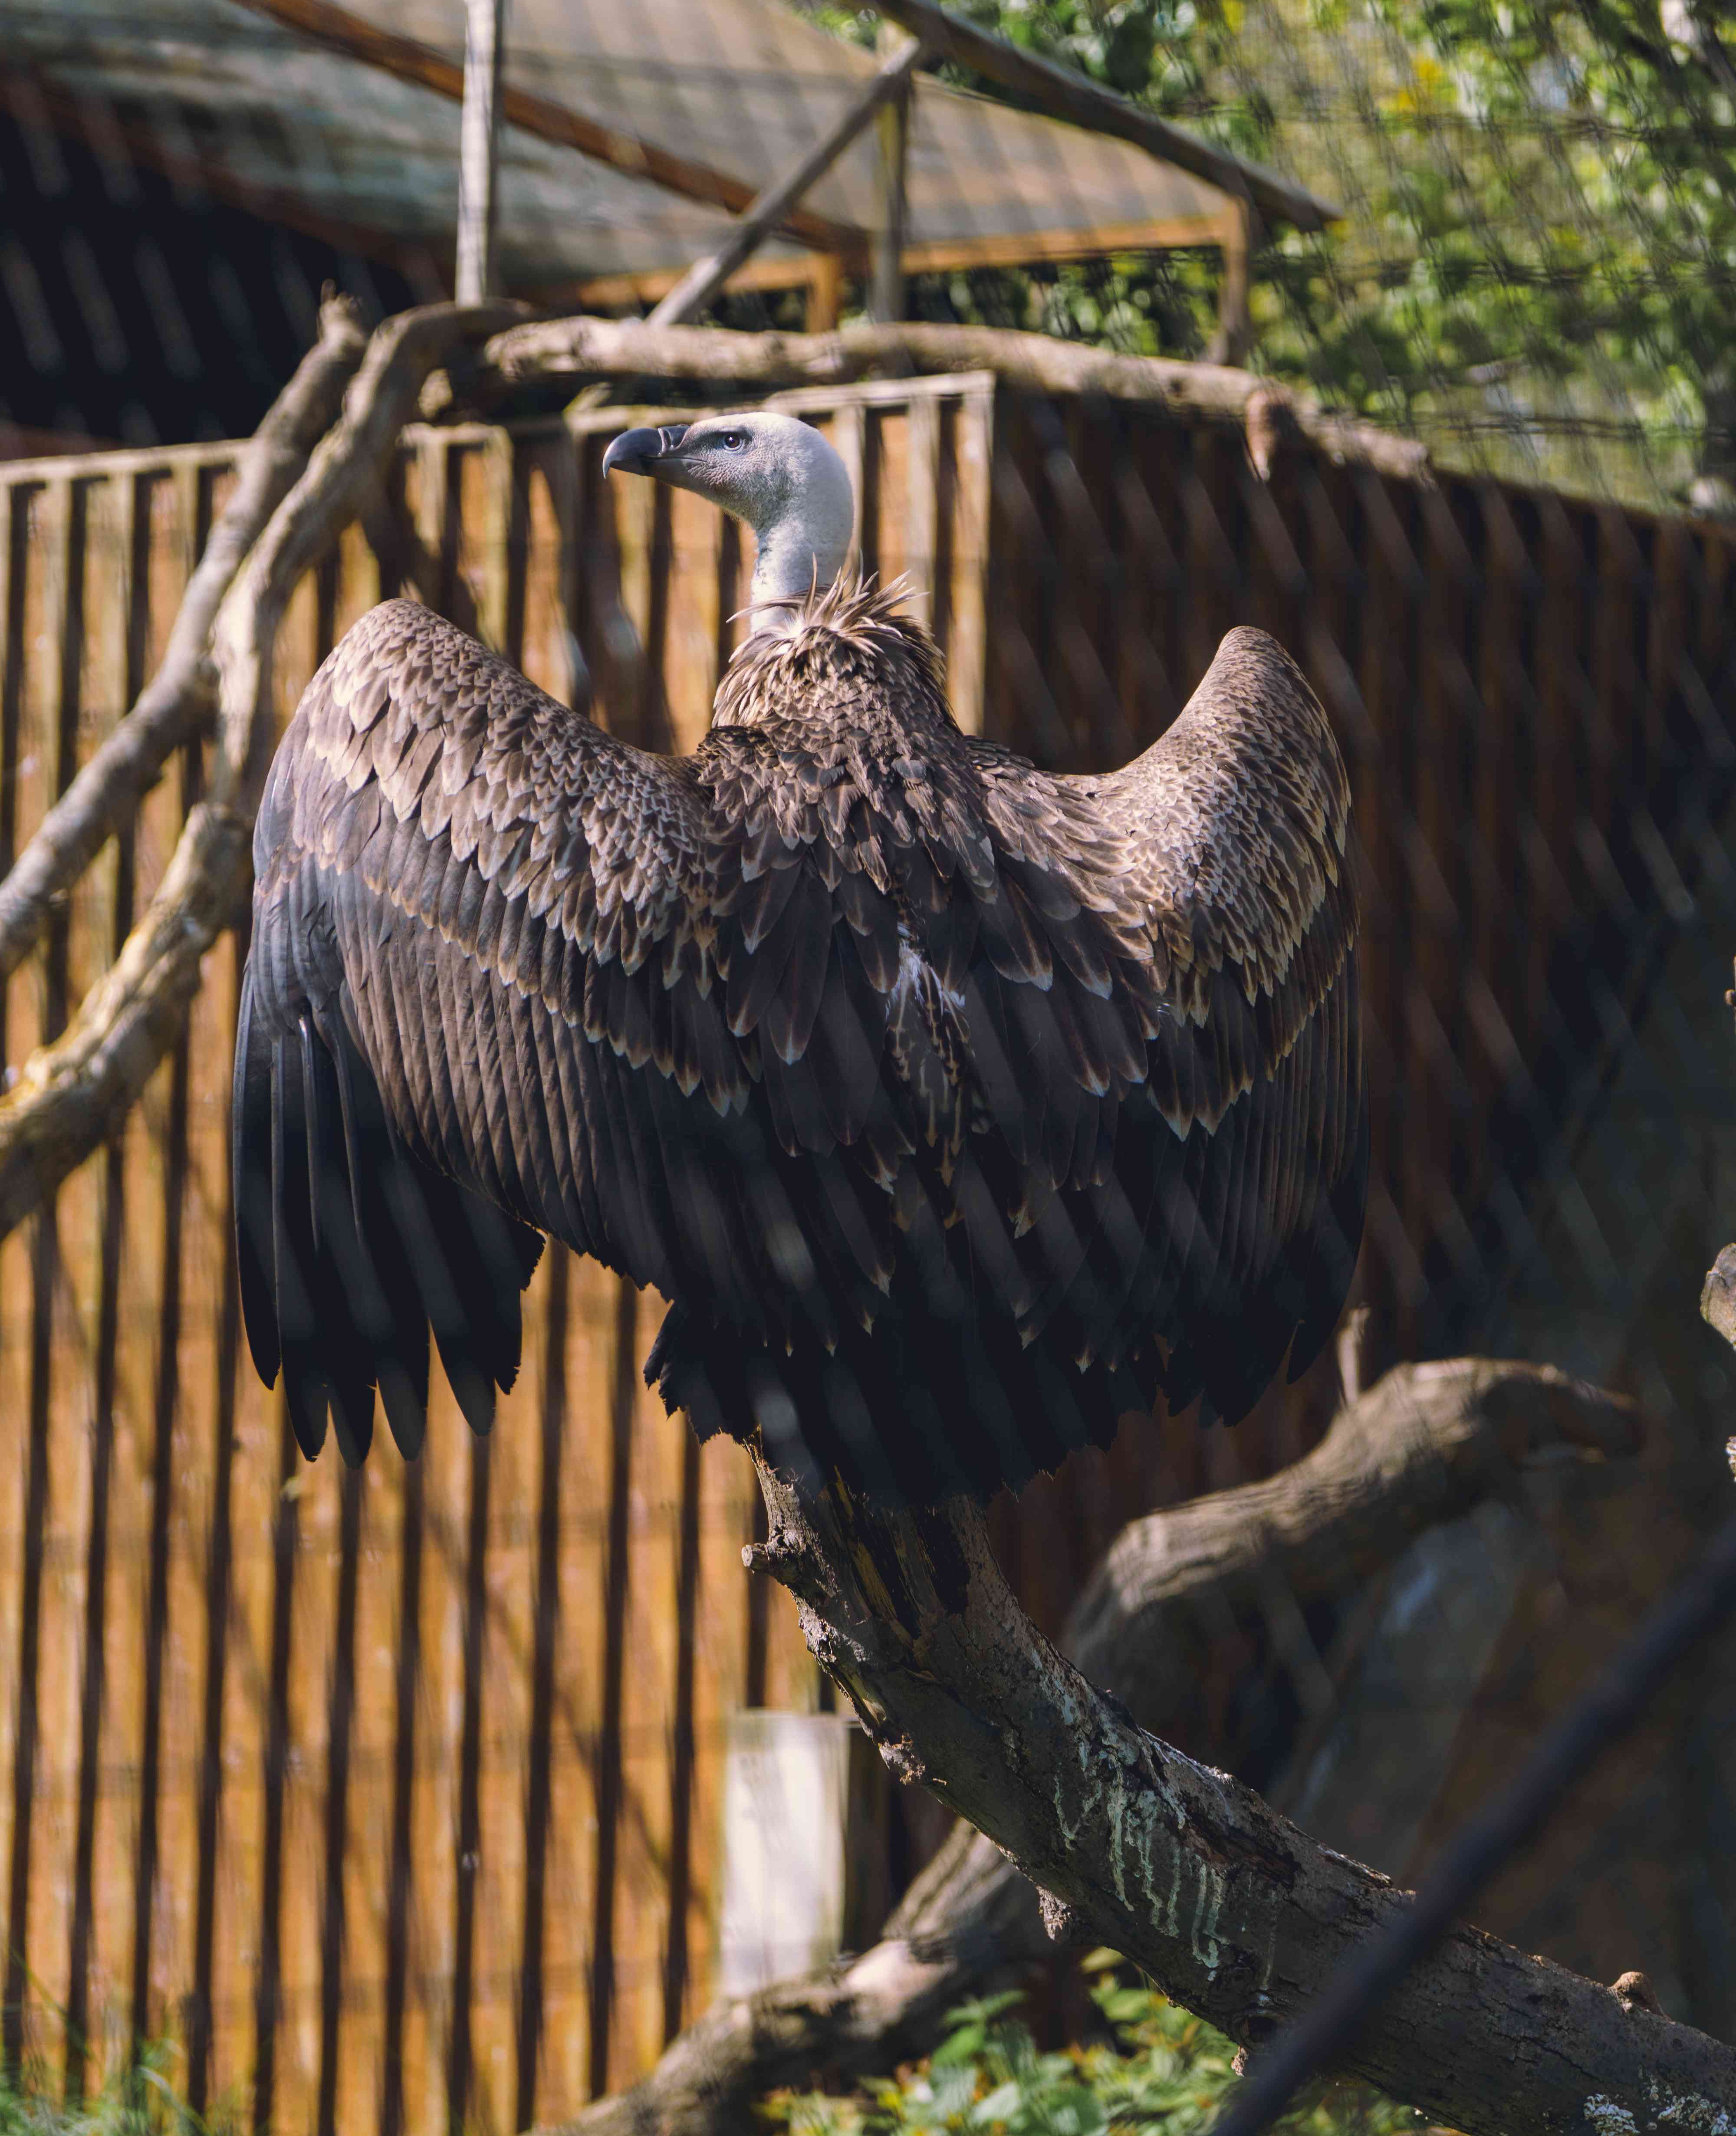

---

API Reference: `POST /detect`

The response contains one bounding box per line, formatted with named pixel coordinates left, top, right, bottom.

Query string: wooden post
left=456, top=0, right=508, bottom=304
left=1211, top=200, right=1253, bottom=368
left=870, top=28, right=914, bottom=324
left=806, top=253, right=845, bottom=332
left=648, top=38, right=925, bottom=329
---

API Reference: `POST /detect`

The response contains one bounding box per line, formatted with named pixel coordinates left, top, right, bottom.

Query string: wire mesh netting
left=2, top=2, right=1736, bottom=2132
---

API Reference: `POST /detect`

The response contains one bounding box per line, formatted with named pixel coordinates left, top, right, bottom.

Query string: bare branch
left=724, top=1418, right=1734, bottom=2136
left=0, top=294, right=368, bottom=983
left=0, top=300, right=525, bottom=1242
left=554, top=1360, right=1650, bottom=2136
left=425, top=315, right=1434, bottom=485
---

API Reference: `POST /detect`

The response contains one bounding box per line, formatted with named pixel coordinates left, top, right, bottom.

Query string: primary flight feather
left=233, top=410, right=1366, bottom=1505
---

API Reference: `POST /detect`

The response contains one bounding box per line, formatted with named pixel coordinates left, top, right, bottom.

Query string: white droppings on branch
left=1189, top=1860, right=1230, bottom=1975
left=1647, top=2082, right=1736, bottom=2134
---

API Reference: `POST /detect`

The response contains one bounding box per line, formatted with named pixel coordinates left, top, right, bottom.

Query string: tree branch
left=732, top=1432, right=1734, bottom=2134
left=556, top=1360, right=1659, bottom=2135
left=0, top=293, right=368, bottom=983
left=0, top=299, right=524, bottom=1242
left=423, top=316, right=1434, bottom=485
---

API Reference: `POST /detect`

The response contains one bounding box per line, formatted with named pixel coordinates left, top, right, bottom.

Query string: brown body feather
left=234, top=585, right=1364, bottom=1500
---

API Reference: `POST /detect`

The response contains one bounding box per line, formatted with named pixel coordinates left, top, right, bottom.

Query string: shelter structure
left=1, top=0, right=1335, bottom=452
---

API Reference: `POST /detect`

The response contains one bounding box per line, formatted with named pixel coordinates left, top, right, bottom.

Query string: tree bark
left=0, top=293, right=368, bottom=983
left=553, top=1359, right=1700, bottom=2136
left=732, top=1448, right=1734, bottom=2134
left=0, top=299, right=523, bottom=1242
left=423, top=315, right=1433, bottom=484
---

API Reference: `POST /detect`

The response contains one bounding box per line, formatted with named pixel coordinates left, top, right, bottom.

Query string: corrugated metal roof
left=8, top=0, right=1241, bottom=299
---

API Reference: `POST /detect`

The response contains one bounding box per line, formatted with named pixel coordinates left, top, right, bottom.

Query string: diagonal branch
left=732, top=1416, right=1736, bottom=2136
left=555, top=1359, right=1649, bottom=2135
left=0, top=293, right=368, bottom=983
left=0, top=299, right=524, bottom=1242
left=647, top=36, right=926, bottom=330
left=866, top=0, right=1338, bottom=230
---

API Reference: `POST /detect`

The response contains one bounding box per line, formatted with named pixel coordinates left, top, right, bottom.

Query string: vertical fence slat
left=605, top=1299, right=684, bottom=2086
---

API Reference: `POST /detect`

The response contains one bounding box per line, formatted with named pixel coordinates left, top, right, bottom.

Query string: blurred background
left=2, top=1, right=1736, bottom=2130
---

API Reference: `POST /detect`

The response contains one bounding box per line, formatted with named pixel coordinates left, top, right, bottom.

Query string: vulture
left=232, top=410, right=1366, bottom=1507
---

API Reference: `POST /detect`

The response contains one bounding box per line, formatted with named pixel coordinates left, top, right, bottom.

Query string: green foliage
left=762, top=1956, right=1425, bottom=2134
left=0, top=2036, right=236, bottom=2136
left=796, top=0, right=1736, bottom=504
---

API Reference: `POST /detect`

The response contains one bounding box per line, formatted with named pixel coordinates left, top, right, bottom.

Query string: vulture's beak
left=602, top=424, right=688, bottom=478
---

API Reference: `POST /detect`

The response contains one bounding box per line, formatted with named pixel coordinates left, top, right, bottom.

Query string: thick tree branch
left=0, top=294, right=368, bottom=983
left=423, top=315, right=1433, bottom=484
left=729, top=1431, right=1735, bottom=2134
left=0, top=300, right=524, bottom=1242
left=557, top=1360, right=1657, bottom=2135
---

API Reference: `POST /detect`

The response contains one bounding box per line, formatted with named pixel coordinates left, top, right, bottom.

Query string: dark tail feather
left=375, top=1122, right=544, bottom=1439
left=233, top=983, right=279, bottom=1391
left=645, top=1292, right=1133, bottom=1508
left=1287, top=1101, right=1370, bottom=1384
left=270, top=1021, right=373, bottom=1460
left=233, top=979, right=542, bottom=1462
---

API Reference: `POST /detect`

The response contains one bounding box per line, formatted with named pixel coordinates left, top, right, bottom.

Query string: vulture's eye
left=719, top=430, right=746, bottom=451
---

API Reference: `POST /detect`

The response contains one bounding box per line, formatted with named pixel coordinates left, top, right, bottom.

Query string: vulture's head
left=603, top=411, right=854, bottom=632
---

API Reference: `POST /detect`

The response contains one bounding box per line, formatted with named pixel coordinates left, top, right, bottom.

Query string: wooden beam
left=646, top=38, right=926, bottom=329
left=230, top=0, right=864, bottom=253
left=867, top=0, right=1340, bottom=232
left=544, top=212, right=1233, bottom=313
left=454, top=0, right=506, bottom=304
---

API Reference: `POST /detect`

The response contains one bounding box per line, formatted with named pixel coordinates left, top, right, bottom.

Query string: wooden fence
left=2, top=365, right=1734, bottom=2136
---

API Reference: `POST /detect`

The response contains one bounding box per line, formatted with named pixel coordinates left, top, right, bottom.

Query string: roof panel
left=368, top=0, right=1235, bottom=244
left=7, top=0, right=1234, bottom=298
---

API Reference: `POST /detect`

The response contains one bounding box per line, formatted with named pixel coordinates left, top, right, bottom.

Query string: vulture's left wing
left=960, top=625, right=1367, bottom=1426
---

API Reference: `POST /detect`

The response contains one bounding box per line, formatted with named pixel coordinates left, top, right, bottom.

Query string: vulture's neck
left=745, top=470, right=855, bottom=634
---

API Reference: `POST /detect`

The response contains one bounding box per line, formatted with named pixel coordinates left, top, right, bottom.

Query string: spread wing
left=235, top=597, right=1363, bottom=1498
left=237, top=597, right=932, bottom=1464
left=956, top=622, right=1366, bottom=1429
